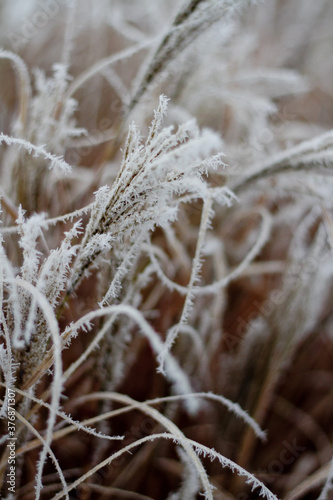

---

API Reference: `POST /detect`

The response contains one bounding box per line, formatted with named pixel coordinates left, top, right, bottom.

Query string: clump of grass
left=0, top=1, right=333, bottom=499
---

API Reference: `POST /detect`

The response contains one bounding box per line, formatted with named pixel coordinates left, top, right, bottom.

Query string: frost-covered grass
left=0, top=1, right=333, bottom=499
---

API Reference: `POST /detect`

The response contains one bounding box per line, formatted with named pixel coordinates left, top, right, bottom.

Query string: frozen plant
left=0, top=1, right=333, bottom=499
